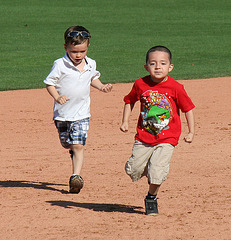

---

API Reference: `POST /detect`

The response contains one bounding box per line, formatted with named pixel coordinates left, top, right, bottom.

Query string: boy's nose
left=155, top=63, right=161, bottom=69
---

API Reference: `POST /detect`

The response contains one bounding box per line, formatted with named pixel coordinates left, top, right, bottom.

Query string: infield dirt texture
left=0, top=77, right=231, bottom=239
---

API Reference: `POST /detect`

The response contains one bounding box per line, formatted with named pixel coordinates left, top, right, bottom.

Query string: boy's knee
left=71, top=144, right=84, bottom=152
left=125, top=161, right=144, bottom=182
left=125, top=161, right=132, bottom=175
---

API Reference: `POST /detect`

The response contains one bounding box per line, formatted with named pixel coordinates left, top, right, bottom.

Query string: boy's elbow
left=185, top=109, right=194, bottom=115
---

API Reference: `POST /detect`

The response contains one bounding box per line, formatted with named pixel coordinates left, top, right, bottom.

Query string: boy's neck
left=76, top=59, right=86, bottom=72
left=66, top=53, right=86, bottom=71
left=150, top=76, right=168, bottom=83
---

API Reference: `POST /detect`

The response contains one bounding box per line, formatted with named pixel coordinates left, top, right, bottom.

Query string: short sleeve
left=176, top=84, right=195, bottom=112
left=91, top=70, right=101, bottom=82
left=124, top=82, right=139, bottom=104
left=43, top=62, right=60, bottom=86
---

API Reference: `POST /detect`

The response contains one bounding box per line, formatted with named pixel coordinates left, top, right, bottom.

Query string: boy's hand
left=56, top=96, right=70, bottom=105
left=101, top=84, right=113, bottom=93
left=120, top=122, right=129, bottom=132
left=184, top=132, right=194, bottom=143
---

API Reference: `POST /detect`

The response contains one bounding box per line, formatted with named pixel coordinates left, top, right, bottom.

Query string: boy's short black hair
left=64, top=25, right=91, bottom=46
left=146, top=45, right=172, bottom=64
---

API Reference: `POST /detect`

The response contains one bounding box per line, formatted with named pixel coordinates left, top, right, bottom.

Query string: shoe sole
left=146, top=212, right=158, bottom=215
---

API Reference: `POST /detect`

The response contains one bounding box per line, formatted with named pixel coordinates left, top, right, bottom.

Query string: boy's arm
left=46, top=85, right=70, bottom=105
left=120, top=103, right=134, bottom=132
left=91, top=78, right=112, bottom=93
left=184, top=109, right=195, bottom=143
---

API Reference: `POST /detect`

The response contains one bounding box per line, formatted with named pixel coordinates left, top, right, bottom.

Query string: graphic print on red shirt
left=140, top=90, right=173, bottom=136
left=124, top=76, right=195, bottom=146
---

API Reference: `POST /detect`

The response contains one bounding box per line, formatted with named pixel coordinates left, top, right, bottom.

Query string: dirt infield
left=0, top=77, right=230, bottom=240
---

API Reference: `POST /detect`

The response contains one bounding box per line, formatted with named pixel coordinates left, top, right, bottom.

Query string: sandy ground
left=0, top=77, right=231, bottom=240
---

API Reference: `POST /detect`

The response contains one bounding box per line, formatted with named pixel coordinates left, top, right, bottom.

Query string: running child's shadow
left=0, top=180, right=144, bottom=214
left=0, top=180, right=68, bottom=193
left=46, top=200, right=144, bottom=214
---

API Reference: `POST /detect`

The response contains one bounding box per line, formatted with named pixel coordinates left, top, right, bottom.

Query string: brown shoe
left=69, top=175, right=84, bottom=193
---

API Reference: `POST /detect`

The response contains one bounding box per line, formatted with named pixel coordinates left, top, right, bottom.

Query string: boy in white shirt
left=44, top=25, right=112, bottom=193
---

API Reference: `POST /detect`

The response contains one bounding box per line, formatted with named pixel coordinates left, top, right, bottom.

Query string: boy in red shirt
left=120, top=46, right=195, bottom=215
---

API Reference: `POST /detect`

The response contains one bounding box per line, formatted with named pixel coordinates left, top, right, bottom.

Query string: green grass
left=0, top=0, right=231, bottom=90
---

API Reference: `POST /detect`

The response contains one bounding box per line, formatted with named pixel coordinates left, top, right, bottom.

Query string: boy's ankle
left=147, top=192, right=157, bottom=199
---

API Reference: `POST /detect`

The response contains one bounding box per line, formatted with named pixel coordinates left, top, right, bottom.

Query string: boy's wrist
left=55, top=96, right=61, bottom=101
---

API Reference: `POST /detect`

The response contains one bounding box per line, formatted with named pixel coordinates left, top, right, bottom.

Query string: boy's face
left=64, top=41, right=89, bottom=66
left=144, top=51, right=174, bottom=83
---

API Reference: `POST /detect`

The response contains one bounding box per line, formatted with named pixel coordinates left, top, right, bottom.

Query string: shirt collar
left=63, top=53, right=92, bottom=70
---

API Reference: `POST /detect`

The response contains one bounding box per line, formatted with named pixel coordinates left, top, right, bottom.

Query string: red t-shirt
left=124, top=75, right=195, bottom=146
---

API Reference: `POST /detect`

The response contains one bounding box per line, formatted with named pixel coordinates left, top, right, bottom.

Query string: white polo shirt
left=44, top=53, right=100, bottom=121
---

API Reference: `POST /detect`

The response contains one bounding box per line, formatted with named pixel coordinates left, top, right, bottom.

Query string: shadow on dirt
left=0, top=180, right=144, bottom=214
left=46, top=200, right=144, bottom=214
left=0, top=180, right=67, bottom=193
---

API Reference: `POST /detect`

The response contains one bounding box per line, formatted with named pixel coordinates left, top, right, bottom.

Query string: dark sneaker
left=69, top=175, right=84, bottom=193
left=144, top=195, right=158, bottom=215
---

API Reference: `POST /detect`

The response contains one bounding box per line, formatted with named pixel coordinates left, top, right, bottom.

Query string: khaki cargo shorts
left=125, top=140, right=175, bottom=185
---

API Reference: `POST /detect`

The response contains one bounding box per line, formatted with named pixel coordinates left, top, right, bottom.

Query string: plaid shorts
left=55, top=118, right=89, bottom=148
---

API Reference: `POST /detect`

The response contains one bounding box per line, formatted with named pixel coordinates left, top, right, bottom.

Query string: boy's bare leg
left=148, top=184, right=160, bottom=195
left=70, top=144, right=84, bottom=175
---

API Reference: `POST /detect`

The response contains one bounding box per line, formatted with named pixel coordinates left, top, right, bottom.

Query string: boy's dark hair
left=64, top=25, right=91, bottom=46
left=146, top=45, right=172, bottom=64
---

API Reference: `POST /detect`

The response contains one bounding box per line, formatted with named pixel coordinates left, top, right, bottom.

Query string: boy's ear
left=64, top=44, right=67, bottom=51
left=169, top=64, right=174, bottom=72
left=144, top=64, right=149, bottom=72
